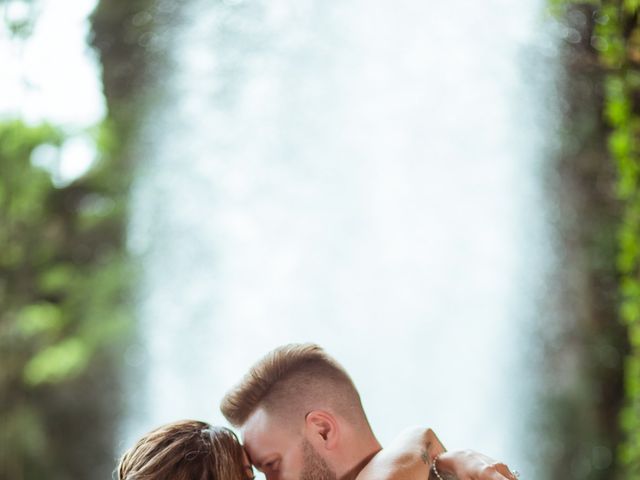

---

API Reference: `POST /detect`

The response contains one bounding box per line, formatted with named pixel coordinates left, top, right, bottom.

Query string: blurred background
left=1, top=0, right=639, bottom=479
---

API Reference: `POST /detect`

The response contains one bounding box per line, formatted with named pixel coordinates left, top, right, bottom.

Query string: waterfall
left=124, top=0, right=557, bottom=477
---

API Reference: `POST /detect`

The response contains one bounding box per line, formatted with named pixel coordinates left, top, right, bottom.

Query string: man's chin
left=300, top=439, right=338, bottom=480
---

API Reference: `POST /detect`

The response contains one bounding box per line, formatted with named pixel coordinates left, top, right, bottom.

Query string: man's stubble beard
left=300, top=439, right=337, bottom=480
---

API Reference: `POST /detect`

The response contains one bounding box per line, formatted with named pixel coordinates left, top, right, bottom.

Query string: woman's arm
left=357, top=427, right=446, bottom=480
left=356, top=427, right=519, bottom=480
left=434, top=450, right=519, bottom=480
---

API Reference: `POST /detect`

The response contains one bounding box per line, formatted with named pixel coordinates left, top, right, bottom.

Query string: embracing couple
left=118, top=343, right=520, bottom=480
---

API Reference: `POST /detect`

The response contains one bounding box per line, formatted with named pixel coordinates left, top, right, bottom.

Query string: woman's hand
left=356, top=427, right=519, bottom=480
left=434, top=450, right=519, bottom=480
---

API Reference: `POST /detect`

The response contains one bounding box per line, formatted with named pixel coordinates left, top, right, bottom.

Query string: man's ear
left=304, top=410, right=339, bottom=450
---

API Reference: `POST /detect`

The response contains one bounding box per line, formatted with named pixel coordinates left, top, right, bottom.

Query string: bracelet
left=431, top=454, right=444, bottom=480
left=431, top=453, right=520, bottom=480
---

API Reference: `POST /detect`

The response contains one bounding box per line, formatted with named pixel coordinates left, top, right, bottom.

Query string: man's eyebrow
left=245, top=451, right=261, bottom=469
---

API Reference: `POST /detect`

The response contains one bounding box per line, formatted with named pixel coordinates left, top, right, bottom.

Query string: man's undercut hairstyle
left=221, top=343, right=371, bottom=431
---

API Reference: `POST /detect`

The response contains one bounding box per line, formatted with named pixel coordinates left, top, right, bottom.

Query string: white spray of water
left=125, top=1, right=558, bottom=477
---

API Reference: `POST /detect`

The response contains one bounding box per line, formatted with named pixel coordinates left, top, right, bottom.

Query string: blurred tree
left=0, top=0, right=174, bottom=476
left=90, top=0, right=181, bottom=135
left=0, top=119, right=130, bottom=479
left=548, top=1, right=640, bottom=479
left=595, top=3, right=640, bottom=477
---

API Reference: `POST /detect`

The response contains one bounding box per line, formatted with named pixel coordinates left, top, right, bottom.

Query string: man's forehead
left=242, top=409, right=274, bottom=450
left=242, top=408, right=293, bottom=462
left=242, top=408, right=269, bottom=435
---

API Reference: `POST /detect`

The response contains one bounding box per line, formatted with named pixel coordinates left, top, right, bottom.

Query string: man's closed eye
left=263, top=460, right=279, bottom=472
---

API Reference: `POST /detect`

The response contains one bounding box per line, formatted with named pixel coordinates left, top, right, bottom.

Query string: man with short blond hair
left=221, top=343, right=519, bottom=480
left=222, top=343, right=369, bottom=429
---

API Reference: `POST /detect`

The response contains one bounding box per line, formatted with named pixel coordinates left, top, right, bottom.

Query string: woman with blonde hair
left=117, top=420, right=255, bottom=480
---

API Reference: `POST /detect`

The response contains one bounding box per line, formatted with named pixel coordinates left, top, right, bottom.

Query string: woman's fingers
left=472, top=462, right=519, bottom=480
left=493, top=462, right=519, bottom=480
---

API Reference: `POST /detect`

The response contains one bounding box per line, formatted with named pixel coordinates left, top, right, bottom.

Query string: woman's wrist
left=430, top=451, right=458, bottom=479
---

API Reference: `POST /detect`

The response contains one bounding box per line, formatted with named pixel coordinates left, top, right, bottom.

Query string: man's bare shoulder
left=356, top=427, right=447, bottom=480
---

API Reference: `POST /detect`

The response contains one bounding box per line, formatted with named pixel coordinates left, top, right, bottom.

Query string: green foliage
left=23, top=337, right=90, bottom=385
left=591, top=1, right=640, bottom=477
left=0, top=0, right=158, bottom=477
left=547, top=0, right=599, bottom=17
left=550, top=0, right=640, bottom=477
left=0, top=119, right=131, bottom=479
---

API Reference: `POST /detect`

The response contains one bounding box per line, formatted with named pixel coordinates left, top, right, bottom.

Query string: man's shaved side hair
left=221, top=343, right=372, bottom=432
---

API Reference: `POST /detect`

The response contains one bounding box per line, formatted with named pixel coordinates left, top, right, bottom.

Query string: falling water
left=125, top=0, right=558, bottom=478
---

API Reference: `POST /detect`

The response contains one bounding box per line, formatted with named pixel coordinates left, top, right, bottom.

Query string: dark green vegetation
left=0, top=1, right=180, bottom=478
left=596, top=5, right=640, bottom=477
left=0, top=1, right=150, bottom=478
left=548, top=1, right=640, bottom=478
left=0, top=119, right=129, bottom=479
left=91, top=0, right=180, bottom=136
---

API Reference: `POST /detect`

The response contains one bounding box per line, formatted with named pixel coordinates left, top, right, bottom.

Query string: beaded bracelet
left=431, top=453, right=521, bottom=479
left=431, top=454, right=444, bottom=480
